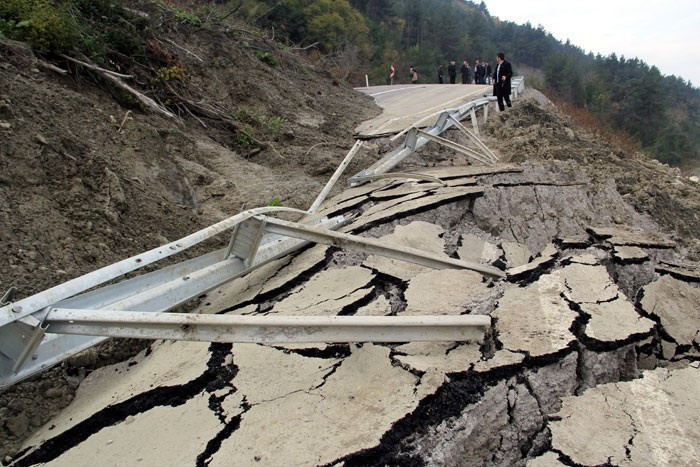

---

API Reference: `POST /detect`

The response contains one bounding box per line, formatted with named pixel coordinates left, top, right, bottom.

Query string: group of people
left=407, top=52, right=513, bottom=112
left=437, top=60, right=491, bottom=85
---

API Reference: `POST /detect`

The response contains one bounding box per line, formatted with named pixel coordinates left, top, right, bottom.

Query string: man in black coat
left=460, top=60, right=470, bottom=84
left=448, top=60, right=457, bottom=84
left=492, top=52, right=512, bottom=111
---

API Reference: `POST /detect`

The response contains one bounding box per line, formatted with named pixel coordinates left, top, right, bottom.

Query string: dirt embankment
left=0, top=14, right=378, bottom=458
left=483, top=95, right=700, bottom=259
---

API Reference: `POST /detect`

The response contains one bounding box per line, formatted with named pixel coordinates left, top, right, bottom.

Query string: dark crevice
left=566, top=293, right=657, bottom=354
left=332, top=345, right=579, bottom=466
left=491, top=181, right=589, bottom=188
left=196, top=345, right=242, bottom=466
left=573, top=341, right=587, bottom=395
left=12, top=343, right=235, bottom=467
left=274, top=344, right=352, bottom=360
left=656, top=268, right=700, bottom=283
left=550, top=448, right=585, bottom=466
left=336, top=275, right=383, bottom=316
left=513, top=345, right=578, bottom=373
left=506, top=254, right=559, bottom=285
left=480, top=316, right=501, bottom=358
left=195, top=414, right=243, bottom=467
left=388, top=349, right=426, bottom=379
left=505, top=381, right=516, bottom=425
left=554, top=236, right=593, bottom=250
left=359, top=269, right=408, bottom=315
left=216, top=246, right=336, bottom=315
left=349, top=192, right=484, bottom=235
left=611, top=254, right=650, bottom=266
left=330, top=374, right=490, bottom=466
left=593, top=293, right=622, bottom=305
left=311, top=360, right=344, bottom=391
left=318, top=196, right=372, bottom=218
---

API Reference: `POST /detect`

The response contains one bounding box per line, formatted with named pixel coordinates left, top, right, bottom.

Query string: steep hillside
left=0, top=10, right=378, bottom=457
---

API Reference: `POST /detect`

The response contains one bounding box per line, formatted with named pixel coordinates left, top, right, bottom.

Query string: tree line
left=3, top=0, right=697, bottom=166
left=250, top=0, right=700, bottom=167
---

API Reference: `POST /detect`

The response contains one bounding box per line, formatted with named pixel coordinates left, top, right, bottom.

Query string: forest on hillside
left=2, top=0, right=699, bottom=167
left=252, top=0, right=700, bottom=168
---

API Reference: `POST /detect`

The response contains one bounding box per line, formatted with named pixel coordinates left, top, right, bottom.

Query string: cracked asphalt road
left=10, top=160, right=700, bottom=467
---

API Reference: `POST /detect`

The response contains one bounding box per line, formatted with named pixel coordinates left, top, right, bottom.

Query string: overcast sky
left=484, top=0, right=700, bottom=87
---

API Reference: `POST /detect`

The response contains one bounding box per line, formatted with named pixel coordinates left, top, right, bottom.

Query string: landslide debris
left=0, top=5, right=378, bottom=458
left=483, top=96, right=700, bottom=259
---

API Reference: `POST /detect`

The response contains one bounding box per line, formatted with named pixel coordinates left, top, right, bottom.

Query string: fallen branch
left=117, top=110, right=132, bottom=133
left=62, top=54, right=176, bottom=119
left=106, top=73, right=176, bottom=118
left=178, top=102, right=208, bottom=128
left=123, top=7, right=149, bottom=18
left=60, top=54, right=134, bottom=79
left=37, top=60, right=68, bottom=75
left=304, top=141, right=334, bottom=156
left=164, top=38, right=203, bottom=63
left=292, top=42, right=319, bottom=51
left=219, top=1, right=243, bottom=21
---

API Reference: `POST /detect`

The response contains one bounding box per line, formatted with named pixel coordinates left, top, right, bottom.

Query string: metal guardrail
left=0, top=79, right=527, bottom=389
left=44, top=311, right=491, bottom=344
left=349, top=77, right=525, bottom=185
left=0, top=211, right=347, bottom=388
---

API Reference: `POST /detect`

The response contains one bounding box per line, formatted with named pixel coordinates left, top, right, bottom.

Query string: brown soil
left=482, top=94, right=700, bottom=259
left=1, top=10, right=700, bottom=462
left=0, top=17, right=378, bottom=458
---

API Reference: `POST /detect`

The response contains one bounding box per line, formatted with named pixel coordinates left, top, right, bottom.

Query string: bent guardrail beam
left=44, top=310, right=491, bottom=344
left=349, top=76, right=525, bottom=185
left=0, top=210, right=347, bottom=389
left=0, top=210, right=504, bottom=388
left=0, top=80, right=524, bottom=389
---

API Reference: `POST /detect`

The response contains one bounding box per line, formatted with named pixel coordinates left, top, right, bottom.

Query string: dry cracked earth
left=8, top=157, right=700, bottom=466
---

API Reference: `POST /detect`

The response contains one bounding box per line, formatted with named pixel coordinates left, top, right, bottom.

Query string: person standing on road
left=493, top=52, right=512, bottom=111
left=437, top=64, right=444, bottom=84
left=485, top=61, right=492, bottom=84
left=460, top=60, right=470, bottom=84
left=474, top=60, right=483, bottom=84
left=409, top=65, right=419, bottom=84
left=448, top=60, right=457, bottom=84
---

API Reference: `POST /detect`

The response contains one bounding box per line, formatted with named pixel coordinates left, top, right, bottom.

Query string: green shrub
left=175, top=8, right=201, bottom=26
left=264, top=116, right=286, bottom=134
left=0, top=0, right=37, bottom=20
left=26, top=2, right=79, bottom=53
left=235, top=127, right=255, bottom=146
left=255, top=50, right=278, bottom=67
left=0, top=0, right=79, bottom=53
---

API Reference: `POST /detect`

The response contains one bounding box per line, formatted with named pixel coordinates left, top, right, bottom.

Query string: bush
left=175, top=8, right=201, bottom=26
left=27, top=2, right=80, bottom=53
left=0, top=0, right=79, bottom=53
left=255, top=50, right=278, bottom=67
